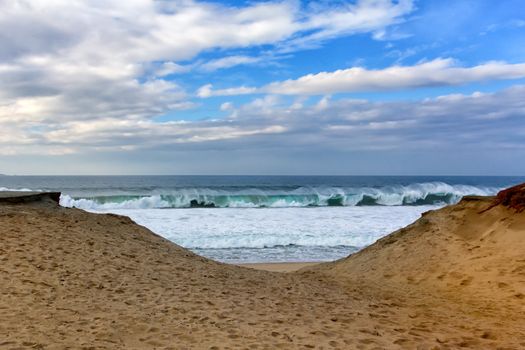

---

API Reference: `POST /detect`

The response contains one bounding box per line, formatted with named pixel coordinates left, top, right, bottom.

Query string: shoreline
left=2, top=186, right=525, bottom=348
left=237, top=261, right=322, bottom=272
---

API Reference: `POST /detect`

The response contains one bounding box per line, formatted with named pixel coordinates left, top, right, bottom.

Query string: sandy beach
left=238, top=262, right=320, bottom=272
left=1, top=186, right=525, bottom=349
left=3, top=1, right=525, bottom=348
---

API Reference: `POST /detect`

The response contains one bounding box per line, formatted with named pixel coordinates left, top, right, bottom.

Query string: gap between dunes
left=0, top=186, right=524, bottom=349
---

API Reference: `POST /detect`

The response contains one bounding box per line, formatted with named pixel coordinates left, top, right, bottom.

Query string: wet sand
left=238, top=262, right=321, bottom=272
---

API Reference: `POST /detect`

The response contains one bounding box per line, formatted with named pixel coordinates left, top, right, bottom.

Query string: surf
left=59, top=182, right=499, bottom=210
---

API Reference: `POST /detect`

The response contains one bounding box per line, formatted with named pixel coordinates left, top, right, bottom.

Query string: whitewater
left=1, top=176, right=522, bottom=263
left=58, top=182, right=498, bottom=209
left=97, top=206, right=434, bottom=262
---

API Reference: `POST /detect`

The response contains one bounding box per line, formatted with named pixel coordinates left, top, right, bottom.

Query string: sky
left=1, top=0, right=525, bottom=175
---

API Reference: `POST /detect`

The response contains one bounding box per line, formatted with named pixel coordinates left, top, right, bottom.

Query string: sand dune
left=1, top=187, right=524, bottom=349
left=305, top=189, right=525, bottom=348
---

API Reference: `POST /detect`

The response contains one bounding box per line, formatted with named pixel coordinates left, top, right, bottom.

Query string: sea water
left=1, top=175, right=522, bottom=263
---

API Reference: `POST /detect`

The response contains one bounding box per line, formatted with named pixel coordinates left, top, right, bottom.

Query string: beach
left=239, top=262, right=320, bottom=272
left=1, top=175, right=516, bottom=264
left=1, top=187, right=525, bottom=349
left=3, top=0, right=525, bottom=348
left=0, top=0, right=525, bottom=350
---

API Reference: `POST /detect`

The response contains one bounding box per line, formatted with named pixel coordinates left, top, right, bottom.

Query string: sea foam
left=91, top=205, right=436, bottom=262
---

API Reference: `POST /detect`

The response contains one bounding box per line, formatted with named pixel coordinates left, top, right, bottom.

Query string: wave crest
left=59, top=182, right=499, bottom=210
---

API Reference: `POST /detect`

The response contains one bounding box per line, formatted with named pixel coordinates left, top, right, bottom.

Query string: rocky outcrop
left=490, top=182, right=525, bottom=212
left=0, top=191, right=61, bottom=204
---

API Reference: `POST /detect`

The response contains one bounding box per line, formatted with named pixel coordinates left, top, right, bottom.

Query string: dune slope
left=1, top=187, right=525, bottom=349
left=308, top=185, right=525, bottom=348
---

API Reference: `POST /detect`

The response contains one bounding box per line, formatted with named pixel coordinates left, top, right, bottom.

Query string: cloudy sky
left=1, top=0, right=525, bottom=175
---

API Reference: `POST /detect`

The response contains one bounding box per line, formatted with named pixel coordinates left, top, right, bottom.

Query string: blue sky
left=0, top=0, right=525, bottom=175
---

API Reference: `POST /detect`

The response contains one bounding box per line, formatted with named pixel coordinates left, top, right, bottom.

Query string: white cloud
left=0, top=0, right=414, bottom=68
left=155, top=62, right=192, bottom=76
left=315, top=95, right=331, bottom=110
left=197, top=84, right=257, bottom=98
left=0, top=0, right=415, bottom=142
left=200, top=59, right=525, bottom=96
left=0, top=86, right=525, bottom=179
left=220, top=102, right=234, bottom=111
left=199, top=55, right=263, bottom=72
left=267, top=59, right=525, bottom=95
left=3, top=1, right=525, bottom=174
left=2, top=85, right=525, bottom=170
left=282, top=0, right=415, bottom=51
left=154, top=54, right=277, bottom=76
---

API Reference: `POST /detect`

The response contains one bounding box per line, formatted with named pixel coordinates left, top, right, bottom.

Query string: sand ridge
left=1, top=189, right=525, bottom=349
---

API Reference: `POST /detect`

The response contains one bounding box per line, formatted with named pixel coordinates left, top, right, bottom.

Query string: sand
left=238, top=262, right=320, bottom=273
left=1, top=189, right=525, bottom=349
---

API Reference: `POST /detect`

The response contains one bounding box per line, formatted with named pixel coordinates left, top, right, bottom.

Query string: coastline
left=1, top=187, right=525, bottom=348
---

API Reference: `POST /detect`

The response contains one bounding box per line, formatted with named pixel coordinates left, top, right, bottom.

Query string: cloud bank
left=2, top=85, right=524, bottom=158
left=200, top=59, right=525, bottom=96
left=1, top=0, right=525, bottom=174
left=0, top=0, right=417, bottom=160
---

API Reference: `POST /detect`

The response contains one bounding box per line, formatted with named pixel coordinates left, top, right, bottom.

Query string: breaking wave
left=59, top=182, right=499, bottom=210
left=0, top=187, right=37, bottom=192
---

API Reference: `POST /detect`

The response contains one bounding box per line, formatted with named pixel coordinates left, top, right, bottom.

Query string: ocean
left=1, top=175, right=523, bottom=263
